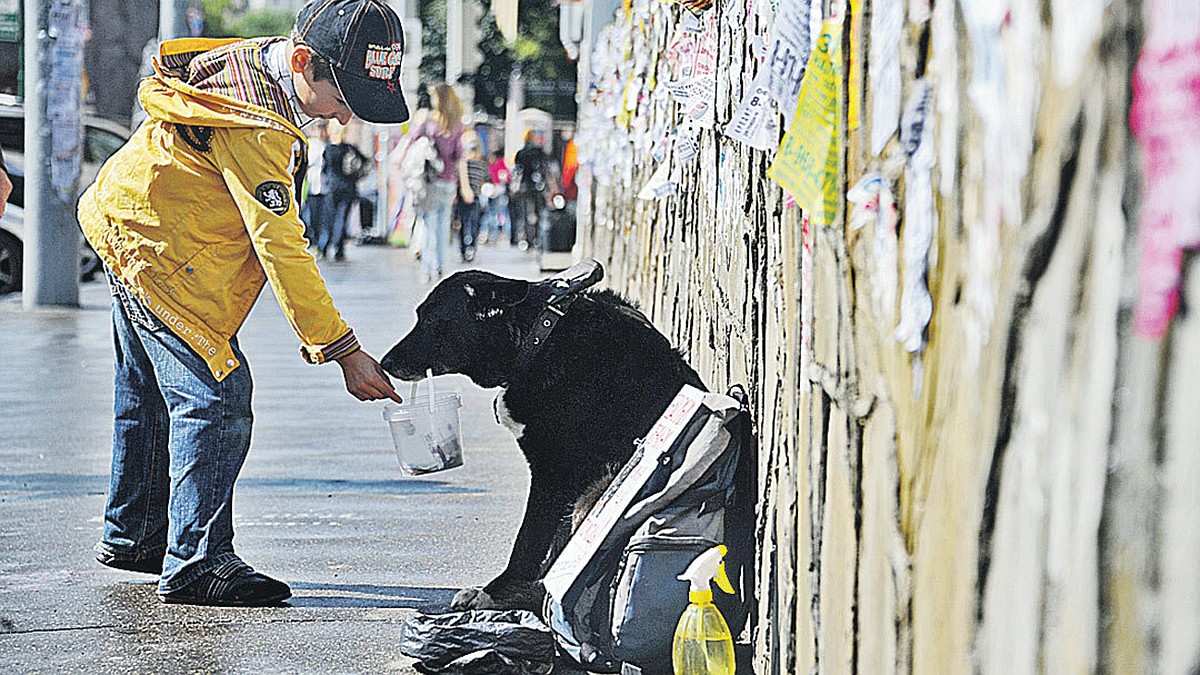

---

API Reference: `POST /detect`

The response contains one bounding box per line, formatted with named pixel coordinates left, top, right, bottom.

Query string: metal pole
left=446, top=0, right=462, bottom=85
left=374, top=128, right=389, bottom=241
left=159, top=0, right=187, bottom=40
left=23, top=0, right=85, bottom=307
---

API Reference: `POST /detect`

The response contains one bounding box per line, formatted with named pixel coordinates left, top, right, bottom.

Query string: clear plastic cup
left=383, top=376, right=465, bottom=476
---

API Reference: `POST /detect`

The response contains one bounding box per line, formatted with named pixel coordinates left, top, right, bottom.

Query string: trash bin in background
left=540, top=195, right=576, bottom=272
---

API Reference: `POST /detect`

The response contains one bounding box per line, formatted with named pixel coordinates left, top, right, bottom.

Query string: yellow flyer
left=849, top=0, right=862, bottom=130
left=768, top=19, right=844, bottom=226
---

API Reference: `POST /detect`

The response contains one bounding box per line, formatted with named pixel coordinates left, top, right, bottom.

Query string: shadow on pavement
left=287, top=581, right=458, bottom=610
left=238, top=477, right=480, bottom=495
left=0, top=473, right=480, bottom=502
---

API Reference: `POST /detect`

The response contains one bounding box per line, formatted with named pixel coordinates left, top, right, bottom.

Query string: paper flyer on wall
left=725, top=70, right=780, bottom=151
left=869, top=0, right=902, bottom=155
left=637, top=161, right=677, bottom=200
left=893, top=81, right=935, bottom=356
left=763, top=0, right=813, bottom=128
left=768, top=18, right=844, bottom=226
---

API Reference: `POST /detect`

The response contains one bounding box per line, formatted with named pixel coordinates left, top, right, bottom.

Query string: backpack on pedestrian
left=542, top=384, right=757, bottom=674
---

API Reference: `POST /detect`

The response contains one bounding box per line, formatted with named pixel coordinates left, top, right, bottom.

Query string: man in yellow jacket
left=78, top=0, right=410, bottom=606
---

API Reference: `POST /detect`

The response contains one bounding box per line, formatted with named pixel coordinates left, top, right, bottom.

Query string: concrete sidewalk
left=0, top=241, right=548, bottom=673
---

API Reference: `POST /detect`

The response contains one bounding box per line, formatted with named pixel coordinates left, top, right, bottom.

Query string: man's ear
left=289, top=43, right=312, bottom=75
left=465, top=279, right=529, bottom=320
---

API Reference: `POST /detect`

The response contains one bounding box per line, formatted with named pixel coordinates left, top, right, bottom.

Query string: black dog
left=381, top=263, right=704, bottom=611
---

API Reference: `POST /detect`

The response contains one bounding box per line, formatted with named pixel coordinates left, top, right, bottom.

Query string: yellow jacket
left=79, top=38, right=358, bottom=381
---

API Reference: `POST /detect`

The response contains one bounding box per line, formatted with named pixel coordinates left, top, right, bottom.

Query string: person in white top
left=301, top=121, right=329, bottom=247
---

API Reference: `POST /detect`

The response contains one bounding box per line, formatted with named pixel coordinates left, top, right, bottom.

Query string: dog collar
left=512, top=260, right=604, bottom=375
left=514, top=293, right=583, bottom=374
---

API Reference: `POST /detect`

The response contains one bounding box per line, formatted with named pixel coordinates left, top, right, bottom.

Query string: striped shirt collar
left=264, top=39, right=312, bottom=127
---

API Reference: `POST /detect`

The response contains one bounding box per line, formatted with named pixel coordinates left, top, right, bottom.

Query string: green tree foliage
left=231, top=10, right=295, bottom=38
left=421, top=0, right=576, bottom=120
left=199, top=0, right=294, bottom=38
left=199, top=0, right=234, bottom=36
left=466, top=4, right=512, bottom=117
left=418, top=0, right=448, bottom=101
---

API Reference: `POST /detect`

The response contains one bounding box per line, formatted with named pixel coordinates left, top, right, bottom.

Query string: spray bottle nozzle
left=679, top=545, right=736, bottom=602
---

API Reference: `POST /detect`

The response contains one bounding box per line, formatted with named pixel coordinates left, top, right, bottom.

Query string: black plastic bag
left=399, top=609, right=556, bottom=675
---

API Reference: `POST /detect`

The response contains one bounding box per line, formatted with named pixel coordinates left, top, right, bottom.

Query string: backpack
left=423, top=153, right=445, bottom=184
left=401, top=136, right=443, bottom=205
left=543, top=384, right=757, bottom=674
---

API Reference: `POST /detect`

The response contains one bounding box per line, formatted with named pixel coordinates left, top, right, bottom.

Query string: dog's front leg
left=451, top=472, right=573, bottom=612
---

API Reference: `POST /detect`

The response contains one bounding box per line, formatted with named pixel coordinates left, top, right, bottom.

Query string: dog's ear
left=465, top=279, right=529, bottom=320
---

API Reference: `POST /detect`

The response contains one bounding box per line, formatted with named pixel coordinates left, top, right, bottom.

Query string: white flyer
left=763, top=0, right=813, bottom=127
left=869, top=0, right=903, bottom=155
left=893, top=81, right=935, bottom=356
left=725, top=70, right=780, bottom=151
left=636, top=161, right=678, bottom=200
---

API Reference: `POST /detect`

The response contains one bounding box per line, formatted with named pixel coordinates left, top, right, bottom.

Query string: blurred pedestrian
left=77, top=0, right=406, bottom=607
left=559, top=126, right=578, bottom=203
left=511, top=130, right=550, bottom=249
left=484, top=148, right=510, bottom=242
left=0, top=142, right=11, bottom=219
left=406, top=83, right=472, bottom=282
left=456, top=135, right=488, bottom=262
left=301, top=120, right=330, bottom=246
left=320, top=120, right=369, bottom=261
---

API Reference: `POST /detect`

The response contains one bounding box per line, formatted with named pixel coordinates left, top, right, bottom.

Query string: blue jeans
left=315, top=192, right=355, bottom=258
left=420, top=180, right=457, bottom=277
left=457, top=199, right=481, bottom=257
left=301, top=192, right=328, bottom=246
left=483, top=192, right=509, bottom=240
left=97, top=274, right=254, bottom=593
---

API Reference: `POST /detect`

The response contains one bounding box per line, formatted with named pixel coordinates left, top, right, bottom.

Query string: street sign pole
left=23, top=0, right=85, bottom=308
left=159, top=0, right=187, bottom=40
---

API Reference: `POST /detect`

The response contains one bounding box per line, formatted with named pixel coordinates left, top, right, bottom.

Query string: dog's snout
left=381, top=339, right=431, bottom=380
left=380, top=344, right=408, bottom=378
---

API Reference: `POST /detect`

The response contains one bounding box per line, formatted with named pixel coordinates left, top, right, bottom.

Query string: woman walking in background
left=409, top=83, right=472, bottom=282
left=301, top=121, right=329, bottom=247
left=456, top=134, right=489, bottom=262
left=320, top=121, right=369, bottom=261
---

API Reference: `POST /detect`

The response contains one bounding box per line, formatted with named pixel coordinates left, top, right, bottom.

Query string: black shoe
left=159, top=561, right=291, bottom=607
left=96, top=548, right=163, bottom=575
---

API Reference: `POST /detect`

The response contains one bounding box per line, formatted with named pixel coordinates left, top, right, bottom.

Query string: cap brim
left=331, top=68, right=411, bottom=125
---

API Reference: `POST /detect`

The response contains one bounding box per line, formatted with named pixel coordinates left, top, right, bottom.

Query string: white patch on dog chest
left=494, top=393, right=525, bottom=438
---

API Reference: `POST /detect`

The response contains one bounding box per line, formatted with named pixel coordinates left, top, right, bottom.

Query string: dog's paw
left=450, top=586, right=497, bottom=611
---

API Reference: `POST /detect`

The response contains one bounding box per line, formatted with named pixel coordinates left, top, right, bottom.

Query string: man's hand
left=0, top=169, right=11, bottom=220
left=336, top=350, right=404, bottom=403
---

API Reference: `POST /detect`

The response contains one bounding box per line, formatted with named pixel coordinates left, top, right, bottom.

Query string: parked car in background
left=0, top=104, right=130, bottom=295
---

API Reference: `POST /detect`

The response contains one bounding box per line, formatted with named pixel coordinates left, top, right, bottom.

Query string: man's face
left=290, top=44, right=353, bottom=124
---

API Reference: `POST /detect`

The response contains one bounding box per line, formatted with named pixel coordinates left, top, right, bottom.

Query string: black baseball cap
left=294, top=0, right=410, bottom=124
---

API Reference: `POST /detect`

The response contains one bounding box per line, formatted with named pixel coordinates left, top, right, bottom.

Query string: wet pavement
left=0, top=240, right=547, bottom=673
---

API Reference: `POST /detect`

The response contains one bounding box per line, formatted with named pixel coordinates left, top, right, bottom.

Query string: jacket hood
left=138, top=38, right=304, bottom=139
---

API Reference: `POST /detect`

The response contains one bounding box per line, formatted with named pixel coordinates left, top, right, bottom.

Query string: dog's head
left=381, top=270, right=531, bottom=388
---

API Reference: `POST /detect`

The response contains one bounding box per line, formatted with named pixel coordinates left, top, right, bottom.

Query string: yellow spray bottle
left=672, top=545, right=736, bottom=675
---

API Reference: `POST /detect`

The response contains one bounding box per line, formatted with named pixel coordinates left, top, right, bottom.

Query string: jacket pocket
left=160, top=241, right=260, bottom=334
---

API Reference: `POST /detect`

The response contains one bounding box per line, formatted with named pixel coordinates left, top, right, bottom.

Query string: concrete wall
left=575, top=0, right=1200, bottom=671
